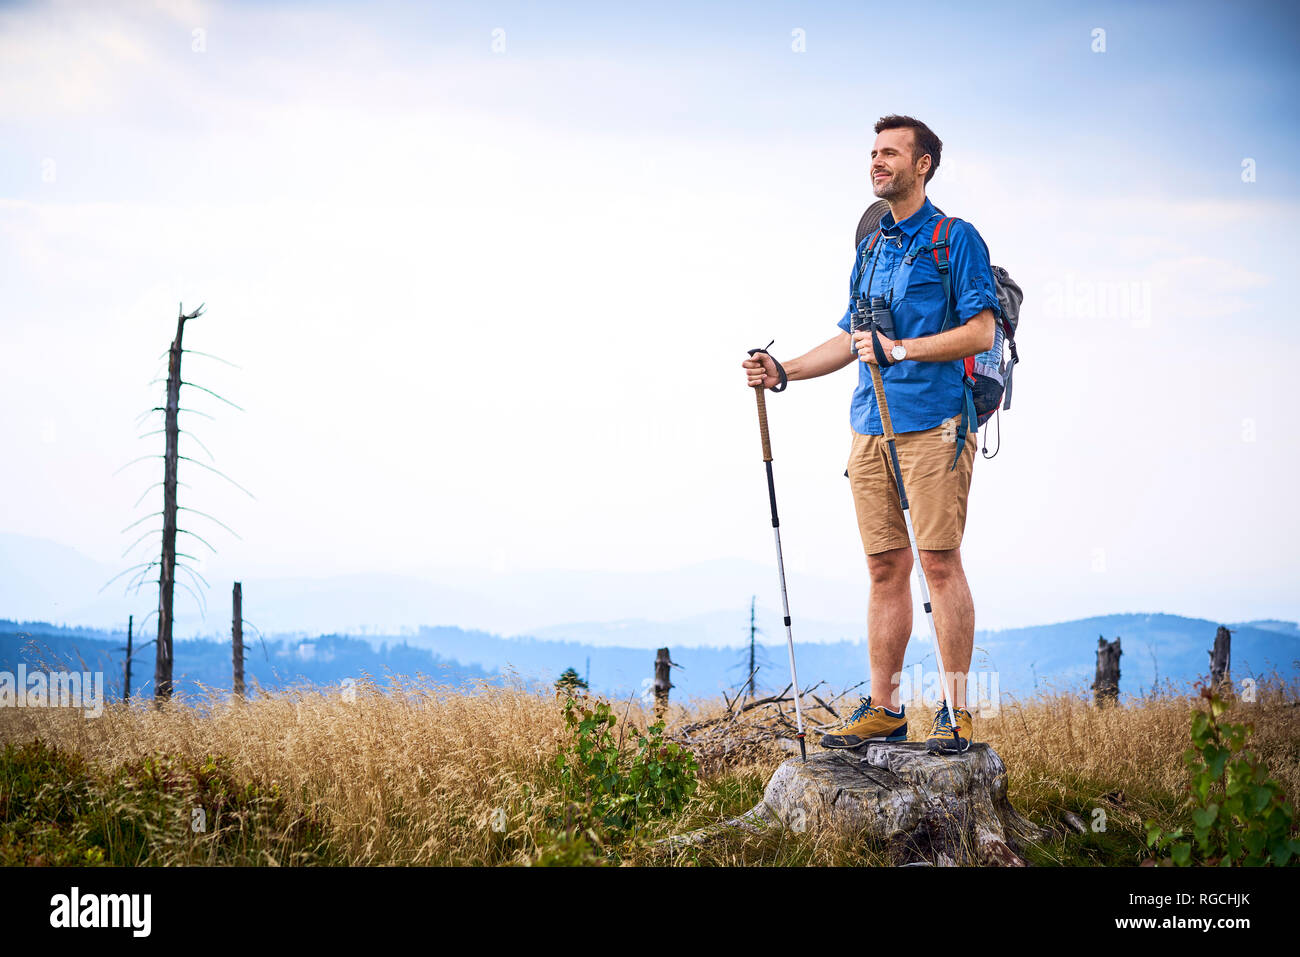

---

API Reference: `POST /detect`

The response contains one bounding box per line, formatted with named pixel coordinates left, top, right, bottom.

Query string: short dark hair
left=874, top=115, right=942, bottom=185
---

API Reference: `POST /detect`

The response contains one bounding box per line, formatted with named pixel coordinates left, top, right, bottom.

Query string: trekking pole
left=746, top=343, right=807, bottom=762
left=859, top=324, right=961, bottom=745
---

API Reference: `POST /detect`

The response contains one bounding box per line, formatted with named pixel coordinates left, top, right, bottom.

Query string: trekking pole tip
left=798, top=734, right=807, bottom=762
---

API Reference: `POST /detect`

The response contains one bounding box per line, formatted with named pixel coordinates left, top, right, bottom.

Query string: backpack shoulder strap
left=926, top=215, right=961, bottom=273
left=918, top=215, right=960, bottom=333
left=920, top=214, right=973, bottom=468
left=852, top=227, right=886, bottom=297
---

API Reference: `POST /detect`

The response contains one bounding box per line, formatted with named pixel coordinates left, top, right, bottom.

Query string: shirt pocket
left=892, top=256, right=948, bottom=336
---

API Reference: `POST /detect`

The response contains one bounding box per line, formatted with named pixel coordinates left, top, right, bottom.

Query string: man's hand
left=742, top=352, right=781, bottom=389
left=853, top=329, right=895, bottom=365
left=740, top=332, right=857, bottom=388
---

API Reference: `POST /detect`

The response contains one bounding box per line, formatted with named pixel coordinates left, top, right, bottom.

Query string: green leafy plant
left=1146, top=687, right=1299, bottom=866
left=553, top=696, right=698, bottom=838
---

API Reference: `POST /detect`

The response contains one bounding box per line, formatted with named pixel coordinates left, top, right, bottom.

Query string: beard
left=872, top=166, right=915, bottom=199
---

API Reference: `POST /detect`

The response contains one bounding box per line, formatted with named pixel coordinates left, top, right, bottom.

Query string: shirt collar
left=879, top=196, right=938, bottom=241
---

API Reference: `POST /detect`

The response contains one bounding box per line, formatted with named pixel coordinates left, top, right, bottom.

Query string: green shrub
left=553, top=696, right=698, bottom=838
left=1146, top=688, right=1300, bottom=866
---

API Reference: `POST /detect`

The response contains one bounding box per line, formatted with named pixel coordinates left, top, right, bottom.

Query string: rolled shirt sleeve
left=947, top=221, right=1002, bottom=323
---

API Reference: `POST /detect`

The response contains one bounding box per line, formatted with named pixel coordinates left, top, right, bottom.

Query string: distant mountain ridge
left=5, top=533, right=1298, bottom=652
left=1232, top=620, right=1300, bottom=636
left=3, top=613, right=1294, bottom=704
left=0, top=623, right=495, bottom=701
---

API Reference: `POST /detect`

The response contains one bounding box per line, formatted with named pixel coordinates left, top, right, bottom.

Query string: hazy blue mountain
left=418, top=614, right=1297, bottom=701
left=1232, top=620, right=1300, bottom=636
left=0, top=621, right=496, bottom=702
left=0, top=533, right=871, bottom=640
left=3, top=613, right=1293, bottom=707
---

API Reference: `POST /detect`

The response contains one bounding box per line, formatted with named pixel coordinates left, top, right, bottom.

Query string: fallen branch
left=666, top=680, right=832, bottom=774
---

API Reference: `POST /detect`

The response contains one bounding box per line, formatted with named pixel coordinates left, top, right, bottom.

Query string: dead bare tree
left=747, top=597, right=758, bottom=699
left=154, top=304, right=193, bottom=699
left=102, top=302, right=251, bottom=704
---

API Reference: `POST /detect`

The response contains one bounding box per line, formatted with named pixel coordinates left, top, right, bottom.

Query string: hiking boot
left=924, top=702, right=973, bottom=754
left=819, top=696, right=907, bottom=749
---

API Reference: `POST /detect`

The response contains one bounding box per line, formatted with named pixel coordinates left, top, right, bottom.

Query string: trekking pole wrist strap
left=747, top=346, right=788, bottom=392
left=870, top=327, right=895, bottom=368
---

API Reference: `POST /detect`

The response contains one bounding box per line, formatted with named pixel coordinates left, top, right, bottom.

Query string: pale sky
left=2, top=0, right=1297, bottom=635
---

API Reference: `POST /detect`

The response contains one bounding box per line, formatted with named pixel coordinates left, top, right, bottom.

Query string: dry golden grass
left=988, top=682, right=1298, bottom=796
left=979, top=680, right=1300, bottom=862
left=0, top=673, right=602, bottom=864
left=2, top=674, right=1296, bottom=865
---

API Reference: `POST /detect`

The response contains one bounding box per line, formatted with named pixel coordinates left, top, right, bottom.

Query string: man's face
left=870, top=128, right=926, bottom=199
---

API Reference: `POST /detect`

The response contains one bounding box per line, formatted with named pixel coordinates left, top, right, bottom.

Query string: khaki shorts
left=846, top=414, right=975, bottom=555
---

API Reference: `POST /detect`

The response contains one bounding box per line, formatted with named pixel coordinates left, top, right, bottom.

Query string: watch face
left=891, top=344, right=906, bottom=361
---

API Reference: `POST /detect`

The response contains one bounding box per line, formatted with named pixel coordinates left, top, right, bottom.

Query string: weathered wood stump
left=1092, top=636, right=1121, bottom=707
left=1209, top=625, right=1232, bottom=695
left=737, top=742, right=1041, bottom=866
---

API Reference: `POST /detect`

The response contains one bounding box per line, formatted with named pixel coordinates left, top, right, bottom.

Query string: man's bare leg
left=866, top=546, right=912, bottom=710
left=918, top=546, right=974, bottom=710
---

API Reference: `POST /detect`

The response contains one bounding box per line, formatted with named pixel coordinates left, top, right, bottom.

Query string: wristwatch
left=890, top=340, right=908, bottom=362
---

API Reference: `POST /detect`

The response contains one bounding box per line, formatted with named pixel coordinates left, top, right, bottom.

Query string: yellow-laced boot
left=819, top=696, right=908, bottom=749
left=924, top=702, right=973, bottom=754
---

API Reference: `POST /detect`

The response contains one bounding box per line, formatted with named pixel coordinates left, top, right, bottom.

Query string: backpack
left=855, top=207, right=1023, bottom=465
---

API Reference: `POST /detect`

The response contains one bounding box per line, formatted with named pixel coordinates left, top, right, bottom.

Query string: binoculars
left=850, top=295, right=896, bottom=354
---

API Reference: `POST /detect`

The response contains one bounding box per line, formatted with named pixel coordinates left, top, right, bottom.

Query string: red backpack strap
left=930, top=216, right=957, bottom=272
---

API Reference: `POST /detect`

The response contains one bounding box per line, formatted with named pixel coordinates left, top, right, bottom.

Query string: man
left=740, top=115, right=1000, bottom=754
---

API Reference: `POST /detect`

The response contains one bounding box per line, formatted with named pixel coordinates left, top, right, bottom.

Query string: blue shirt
left=836, top=196, right=1001, bottom=435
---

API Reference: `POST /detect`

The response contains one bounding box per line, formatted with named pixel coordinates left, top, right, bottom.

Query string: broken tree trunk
left=732, top=743, right=1041, bottom=866
left=232, top=581, right=244, bottom=698
left=155, top=307, right=186, bottom=702
left=653, top=647, right=672, bottom=724
left=1092, top=636, right=1121, bottom=707
left=1209, top=625, right=1231, bottom=695
left=154, top=301, right=204, bottom=703
left=123, top=614, right=133, bottom=703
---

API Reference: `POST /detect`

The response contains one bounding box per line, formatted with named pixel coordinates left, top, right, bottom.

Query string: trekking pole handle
left=747, top=345, right=786, bottom=463
left=868, top=362, right=896, bottom=442
left=753, top=384, right=772, bottom=462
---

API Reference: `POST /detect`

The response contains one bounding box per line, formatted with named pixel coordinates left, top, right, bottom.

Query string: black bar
left=764, top=461, right=779, bottom=527
left=886, top=439, right=909, bottom=510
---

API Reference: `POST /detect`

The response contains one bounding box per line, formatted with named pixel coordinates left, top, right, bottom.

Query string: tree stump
left=1209, top=625, right=1232, bottom=695
left=653, top=648, right=673, bottom=723
left=1092, top=636, right=1121, bottom=707
left=738, top=742, right=1042, bottom=866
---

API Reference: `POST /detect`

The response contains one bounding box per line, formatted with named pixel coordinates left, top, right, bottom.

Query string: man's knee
left=919, top=547, right=965, bottom=587
left=867, top=547, right=912, bottom=587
